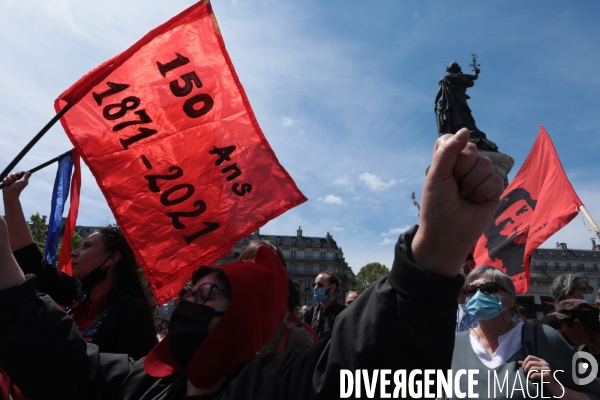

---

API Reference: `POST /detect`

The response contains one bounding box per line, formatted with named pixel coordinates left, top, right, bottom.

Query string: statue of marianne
left=434, top=56, right=498, bottom=152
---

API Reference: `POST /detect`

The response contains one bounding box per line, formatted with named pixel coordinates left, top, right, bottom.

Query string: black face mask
left=168, top=300, right=225, bottom=370
left=79, top=266, right=109, bottom=294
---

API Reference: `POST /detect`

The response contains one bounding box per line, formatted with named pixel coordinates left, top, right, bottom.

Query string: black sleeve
left=303, top=305, right=314, bottom=325
left=0, top=276, right=132, bottom=400
left=13, top=243, right=78, bottom=306
left=93, top=297, right=158, bottom=360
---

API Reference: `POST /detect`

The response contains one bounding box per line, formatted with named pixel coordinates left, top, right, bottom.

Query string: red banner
left=473, top=126, right=582, bottom=293
left=55, top=1, right=306, bottom=305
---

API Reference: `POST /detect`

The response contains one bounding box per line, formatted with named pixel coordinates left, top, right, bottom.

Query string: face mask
left=158, top=299, right=176, bottom=322
left=465, top=290, right=505, bottom=321
left=168, top=300, right=225, bottom=369
left=583, top=293, right=594, bottom=302
left=314, top=287, right=330, bottom=303
left=79, top=266, right=109, bottom=294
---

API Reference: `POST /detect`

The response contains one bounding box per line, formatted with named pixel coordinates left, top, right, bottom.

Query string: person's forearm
left=0, top=241, right=25, bottom=290
left=3, top=194, right=34, bottom=251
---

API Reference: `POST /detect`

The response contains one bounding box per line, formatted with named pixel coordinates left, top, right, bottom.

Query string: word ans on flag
left=55, top=1, right=306, bottom=305
left=473, top=126, right=582, bottom=294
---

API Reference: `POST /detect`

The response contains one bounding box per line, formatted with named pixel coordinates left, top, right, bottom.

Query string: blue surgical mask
left=314, top=288, right=329, bottom=303
left=465, top=291, right=505, bottom=321
left=583, top=294, right=594, bottom=302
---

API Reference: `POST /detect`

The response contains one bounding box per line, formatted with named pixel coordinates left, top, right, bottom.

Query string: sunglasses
left=313, top=282, right=330, bottom=288
left=462, top=282, right=505, bottom=297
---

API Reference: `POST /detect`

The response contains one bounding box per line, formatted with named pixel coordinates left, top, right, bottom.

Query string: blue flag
left=45, top=150, right=74, bottom=266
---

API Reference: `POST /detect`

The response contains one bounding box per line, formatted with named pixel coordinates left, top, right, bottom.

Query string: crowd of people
left=1, top=129, right=600, bottom=399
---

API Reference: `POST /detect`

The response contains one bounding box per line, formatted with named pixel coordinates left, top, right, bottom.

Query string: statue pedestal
left=480, top=151, right=514, bottom=189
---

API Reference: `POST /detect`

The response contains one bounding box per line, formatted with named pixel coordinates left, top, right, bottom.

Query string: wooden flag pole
left=579, top=204, right=600, bottom=240
left=0, top=154, right=62, bottom=189
left=0, top=104, right=72, bottom=182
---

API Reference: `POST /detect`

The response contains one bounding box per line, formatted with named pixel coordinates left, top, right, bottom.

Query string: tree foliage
left=28, top=213, right=85, bottom=259
left=28, top=213, right=48, bottom=255
left=353, top=262, right=390, bottom=293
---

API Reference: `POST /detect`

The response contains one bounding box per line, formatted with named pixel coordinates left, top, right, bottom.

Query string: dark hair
left=318, top=271, right=340, bottom=293
left=237, top=240, right=287, bottom=270
left=191, top=266, right=232, bottom=295
left=97, top=228, right=148, bottom=302
left=95, top=228, right=157, bottom=354
left=287, top=279, right=301, bottom=313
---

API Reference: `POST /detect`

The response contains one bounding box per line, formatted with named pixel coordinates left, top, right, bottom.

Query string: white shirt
left=469, top=322, right=523, bottom=368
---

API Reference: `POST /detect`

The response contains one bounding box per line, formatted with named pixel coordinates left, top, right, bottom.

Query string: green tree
left=28, top=213, right=48, bottom=255
left=28, top=213, right=85, bottom=259
left=353, top=262, right=390, bottom=293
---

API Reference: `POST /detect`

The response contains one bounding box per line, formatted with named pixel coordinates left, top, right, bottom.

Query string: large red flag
left=55, top=1, right=306, bottom=305
left=473, top=126, right=582, bottom=294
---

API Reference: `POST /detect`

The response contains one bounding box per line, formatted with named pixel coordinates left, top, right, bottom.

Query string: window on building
left=320, top=251, right=326, bottom=261
left=291, top=238, right=297, bottom=246
left=306, top=239, right=312, bottom=246
left=578, top=263, right=585, bottom=271
left=566, top=263, right=572, bottom=270
left=276, top=237, right=283, bottom=245
left=243, top=236, right=251, bottom=244
left=542, top=262, right=547, bottom=269
left=320, top=265, right=325, bottom=272
left=335, top=267, right=339, bottom=274
left=554, top=263, right=559, bottom=270
left=305, top=297, right=311, bottom=305
left=289, top=264, right=296, bottom=274
left=597, top=278, right=600, bottom=287
left=594, top=264, right=598, bottom=271
left=290, top=250, right=296, bottom=260
left=305, top=265, right=311, bottom=275
left=306, top=250, right=312, bottom=261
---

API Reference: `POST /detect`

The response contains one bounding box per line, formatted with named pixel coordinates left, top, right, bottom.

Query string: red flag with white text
left=473, top=126, right=582, bottom=294
left=55, top=1, right=306, bottom=305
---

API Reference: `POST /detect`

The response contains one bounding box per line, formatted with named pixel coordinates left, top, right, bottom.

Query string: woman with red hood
left=0, top=130, right=504, bottom=399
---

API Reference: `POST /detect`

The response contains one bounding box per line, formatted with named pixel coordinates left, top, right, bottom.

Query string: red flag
left=473, top=126, right=582, bottom=294
left=55, top=1, right=306, bottom=305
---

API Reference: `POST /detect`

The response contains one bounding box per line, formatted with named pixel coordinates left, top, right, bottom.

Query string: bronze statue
left=434, top=55, right=498, bottom=152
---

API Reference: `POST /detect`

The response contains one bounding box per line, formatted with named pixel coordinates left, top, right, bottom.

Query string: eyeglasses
left=462, top=282, right=505, bottom=297
left=313, top=281, right=330, bottom=288
left=185, top=283, right=230, bottom=305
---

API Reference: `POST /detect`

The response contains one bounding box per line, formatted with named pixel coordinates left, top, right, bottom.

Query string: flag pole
left=0, top=154, right=62, bottom=189
left=579, top=205, right=600, bottom=240
left=0, top=104, right=72, bottom=182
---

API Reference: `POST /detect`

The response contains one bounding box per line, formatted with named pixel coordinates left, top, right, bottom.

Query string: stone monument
left=433, top=55, right=514, bottom=188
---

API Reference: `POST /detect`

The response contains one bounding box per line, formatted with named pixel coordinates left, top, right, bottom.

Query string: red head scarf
left=144, top=246, right=288, bottom=388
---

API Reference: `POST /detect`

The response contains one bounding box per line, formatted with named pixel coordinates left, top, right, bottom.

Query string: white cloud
left=381, top=227, right=408, bottom=236
left=281, top=116, right=299, bottom=127
left=333, top=176, right=349, bottom=185
left=359, top=172, right=398, bottom=191
left=317, top=194, right=344, bottom=205
left=379, top=226, right=412, bottom=244
left=332, top=227, right=344, bottom=231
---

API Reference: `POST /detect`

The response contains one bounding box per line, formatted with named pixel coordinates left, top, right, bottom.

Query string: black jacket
left=0, top=226, right=463, bottom=399
left=12, top=243, right=157, bottom=360
left=303, top=299, right=346, bottom=340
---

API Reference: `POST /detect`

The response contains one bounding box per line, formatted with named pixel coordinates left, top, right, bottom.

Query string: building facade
left=215, top=227, right=355, bottom=306
left=519, top=241, right=600, bottom=320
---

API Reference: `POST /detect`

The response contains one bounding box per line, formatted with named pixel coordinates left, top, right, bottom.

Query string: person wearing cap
left=553, top=299, right=600, bottom=377
left=541, top=274, right=593, bottom=331
left=0, top=129, right=507, bottom=398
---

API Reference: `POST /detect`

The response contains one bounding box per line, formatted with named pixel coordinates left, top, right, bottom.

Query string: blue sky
left=1, top=1, right=599, bottom=273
